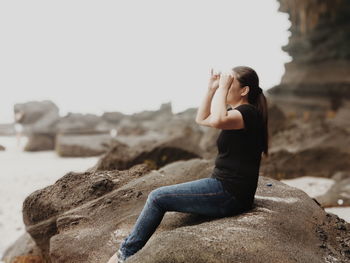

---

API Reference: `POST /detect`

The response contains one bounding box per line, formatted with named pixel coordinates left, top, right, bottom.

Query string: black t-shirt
left=210, top=103, right=264, bottom=209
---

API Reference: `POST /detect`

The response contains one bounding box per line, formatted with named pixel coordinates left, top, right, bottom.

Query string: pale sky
left=0, top=0, right=291, bottom=123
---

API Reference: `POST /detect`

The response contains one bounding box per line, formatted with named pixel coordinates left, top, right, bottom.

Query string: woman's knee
left=147, top=187, right=164, bottom=203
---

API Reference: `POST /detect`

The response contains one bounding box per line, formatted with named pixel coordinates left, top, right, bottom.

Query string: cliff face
left=268, top=0, right=350, bottom=111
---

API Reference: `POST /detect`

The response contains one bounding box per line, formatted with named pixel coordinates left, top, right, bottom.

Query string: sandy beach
left=0, top=136, right=99, bottom=259
left=0, top=136, right=349, bottom=259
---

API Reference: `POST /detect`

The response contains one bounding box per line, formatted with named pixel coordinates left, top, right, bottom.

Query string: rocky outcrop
left=261, top=146, right=350, bottom=180
left=56, top=113, right=108, bottom=134
left=266, top=101, right=289, bottom=136
left=316, top=171, right=350, bottom=207
left=20, top=159, right=350, bottom=263
left=262, top=109, right=350, bottom=179
left=55, top=133, right=112, bottom=157
left=267, top=0, right=350, bottom=115
left=128, top=102, right=172, bottom=122
left=89, top=128, right=203, bottom=171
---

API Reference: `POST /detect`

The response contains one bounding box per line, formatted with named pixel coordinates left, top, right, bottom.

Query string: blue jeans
left=118, top=177, right=244, bottom=260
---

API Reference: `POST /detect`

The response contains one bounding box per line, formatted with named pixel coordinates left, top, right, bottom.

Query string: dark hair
left=232, top=66, right=269, bottom=157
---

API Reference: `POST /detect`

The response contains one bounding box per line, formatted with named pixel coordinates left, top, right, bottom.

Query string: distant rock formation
left=14, top=100, right=60, bottom=135
left=89, top=127, right=203, bottom=172
left=261, top=112, right=350, bottom=179
left=55, top=113, right=108, bottom=134
left=14, top=100, right=60, bottom=151
left=267, top=0, right=350, bottom=115
left=0, top=123, right=15, bottom=136
left=55, top=134, right=113, bottom=157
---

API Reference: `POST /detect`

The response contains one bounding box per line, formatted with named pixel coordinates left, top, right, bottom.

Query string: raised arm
left=195, top=89, right=216, bottom=127
left=195, top=68, right=220, bottom=127
left=210, top=73, right=233, bottom=125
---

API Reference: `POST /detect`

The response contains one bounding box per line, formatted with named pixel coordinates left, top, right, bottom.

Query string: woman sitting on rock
left=108, top=65, right=269, bottom=263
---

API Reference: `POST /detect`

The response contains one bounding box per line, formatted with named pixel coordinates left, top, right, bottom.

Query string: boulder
left=21, top=159, right=350, bottom=263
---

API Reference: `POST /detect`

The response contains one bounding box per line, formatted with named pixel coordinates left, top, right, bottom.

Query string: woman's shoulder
left=232, top=104, right=259, bottom=116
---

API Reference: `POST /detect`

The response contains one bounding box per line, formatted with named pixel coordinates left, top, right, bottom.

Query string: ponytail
left=253, top=90, right=269, bottom=158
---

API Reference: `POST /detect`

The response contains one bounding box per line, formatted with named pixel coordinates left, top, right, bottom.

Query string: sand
left=0, top=136, right=99, bottom=259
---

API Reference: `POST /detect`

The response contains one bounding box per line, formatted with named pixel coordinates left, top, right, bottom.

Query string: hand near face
left=219, top=73, right=234, bottom=90
left=208, top=68, right=221, bottom=91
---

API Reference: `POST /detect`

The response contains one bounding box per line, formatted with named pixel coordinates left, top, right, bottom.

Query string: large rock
left=21, top=159, right=350, bottom=263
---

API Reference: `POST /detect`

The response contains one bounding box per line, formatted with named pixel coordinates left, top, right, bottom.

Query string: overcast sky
left=0, top=0, right=291, bottom=123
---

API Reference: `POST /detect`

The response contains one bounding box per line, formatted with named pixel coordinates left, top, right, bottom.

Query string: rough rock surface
left=316, top=171, right=350, bottom=208
left=21, top=159, right=350, bottom=263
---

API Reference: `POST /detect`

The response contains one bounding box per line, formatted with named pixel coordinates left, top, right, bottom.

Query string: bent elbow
left=209, top=118, right=221, bottom=128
